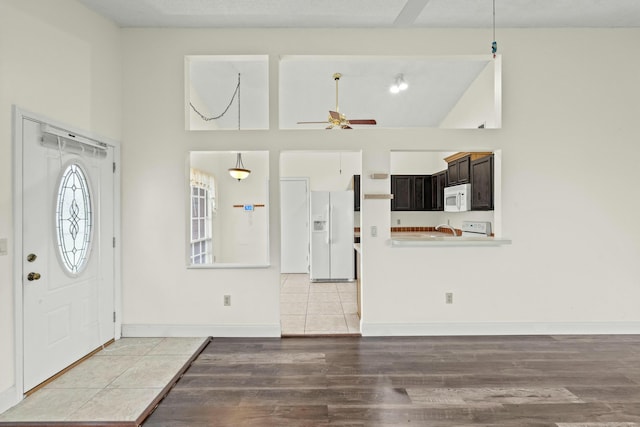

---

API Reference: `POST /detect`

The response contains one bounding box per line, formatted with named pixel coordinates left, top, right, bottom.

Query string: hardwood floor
left=143, top=335, right=640, bottom=426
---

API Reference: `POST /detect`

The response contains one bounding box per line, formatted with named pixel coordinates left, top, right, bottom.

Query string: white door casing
left=280, top=178, right=309, bottom=273
left=16, top=112, right=118, bottom=393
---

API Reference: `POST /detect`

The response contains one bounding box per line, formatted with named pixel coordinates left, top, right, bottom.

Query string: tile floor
left=0, top=337, right=206, bottom=424
left=280, top=273, right=361, bottom=335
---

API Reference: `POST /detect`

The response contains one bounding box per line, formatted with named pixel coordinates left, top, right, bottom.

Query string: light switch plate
left=371, top=226, right=377, bottom=237
left=0, top=238, right=7, bottom=256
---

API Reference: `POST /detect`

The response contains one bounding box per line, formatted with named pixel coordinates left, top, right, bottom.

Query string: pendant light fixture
left=228, top=72, right=251, bottom=181
left=229, top=152, right=250, bottom=181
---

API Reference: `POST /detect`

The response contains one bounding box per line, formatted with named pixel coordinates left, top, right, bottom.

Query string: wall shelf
left=370, top=173, right=388, bottom=179
left=364, top=194, right=394, bottom=200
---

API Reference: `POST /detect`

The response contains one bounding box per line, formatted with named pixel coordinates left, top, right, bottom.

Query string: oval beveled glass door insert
left=55, top=163, right=93, bottom=275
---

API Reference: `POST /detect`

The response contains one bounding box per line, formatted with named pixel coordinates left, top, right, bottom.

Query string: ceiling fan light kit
left=297, top=72, right=377, bottom=130
left=389, top=73, right=408, bottom=94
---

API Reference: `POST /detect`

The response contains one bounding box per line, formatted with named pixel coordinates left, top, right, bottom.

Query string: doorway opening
left=280, top=151, right=361, bottom=336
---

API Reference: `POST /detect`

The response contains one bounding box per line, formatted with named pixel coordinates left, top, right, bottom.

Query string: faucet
left=436, top=223, right=457, bottom=237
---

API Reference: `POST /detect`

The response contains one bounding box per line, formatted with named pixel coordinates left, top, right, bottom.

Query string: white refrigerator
left=310, top=191, right=354, bottom=281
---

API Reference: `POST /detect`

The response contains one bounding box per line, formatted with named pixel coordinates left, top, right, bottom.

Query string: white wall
left=280, top=151, right=361, bottom=191
left=4, top=3, right=638, bottom=415
left=363, top=29, right=640, bottom=335
left=440, top=60, right=497, bottom=128
left=218, top=152, right=269, bottom=264
left=391, top=151, right=453, bottom=175
left=0, top=0, right=121, bottom=409
left=121, top=27, right=640, bottom=339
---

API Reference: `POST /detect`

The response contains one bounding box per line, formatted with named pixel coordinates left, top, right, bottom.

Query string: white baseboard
left=0, top=385, right=19, bottom=415
left=122, top=322, right=640, bottom=338
left=121, top=323, right=281, bottom=338
left=361, top=321, right=640, bottom=336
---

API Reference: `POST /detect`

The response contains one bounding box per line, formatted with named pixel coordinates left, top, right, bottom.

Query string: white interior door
left=280, top=178, right=309, bottom=273
left=21, top=118, right=115, bottom=391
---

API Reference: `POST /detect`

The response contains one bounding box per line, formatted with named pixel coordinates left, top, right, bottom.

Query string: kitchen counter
left=354, top=228, right=511, bottom=246
left=391, top=232, right=511, bottom=247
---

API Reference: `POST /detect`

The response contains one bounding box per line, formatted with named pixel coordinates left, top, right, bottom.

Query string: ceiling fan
left=298, top=73, right=377, bottom=129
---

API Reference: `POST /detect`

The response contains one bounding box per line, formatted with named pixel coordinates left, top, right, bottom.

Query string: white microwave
left=444, top=183, right=471, bottom=212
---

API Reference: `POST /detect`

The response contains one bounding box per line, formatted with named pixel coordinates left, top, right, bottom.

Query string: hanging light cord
left=491, top=0, right=498, bottom=58
left=189, top=73, right=241, bottom=122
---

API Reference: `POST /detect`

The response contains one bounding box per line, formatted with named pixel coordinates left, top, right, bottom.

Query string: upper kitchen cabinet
left=446, top=153, right=471, bottom=185
left=413, top=176, right=431, bottom=211
left=391, top=175, right=431, bottom=211
left=444, top=151, right=494, bottom=210
left=430, top=170, right=448, bottom=211
left=470, top=155, right=494, bottom=210
left=391, top=175, right=412, bottom=211
left=445, top=152, right=493, bottom=187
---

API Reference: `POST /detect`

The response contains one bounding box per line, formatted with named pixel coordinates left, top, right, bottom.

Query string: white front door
left=280, top=178, right=309, bottom=273
left=21, top=118, right=115, bottom=391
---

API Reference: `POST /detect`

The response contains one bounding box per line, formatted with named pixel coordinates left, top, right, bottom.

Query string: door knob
left=27, top=272, right=41, bottom=281
left=27, top=253, right=37, bottom=262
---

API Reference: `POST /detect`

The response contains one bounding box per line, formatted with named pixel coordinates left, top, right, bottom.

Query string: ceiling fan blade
left=303, top=75, right=376, bottom=129
left=298, top=121, right=329, bottom=124
left=348, top=119, right=377, bottom=125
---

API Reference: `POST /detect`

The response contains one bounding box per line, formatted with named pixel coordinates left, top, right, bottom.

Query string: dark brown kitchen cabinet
left=470, top=155, right=494, bottom=210
left=391, top=175, right=412, bottom=211
left=391, top=175, right=432, bottom=211
left=430, top=170, right=448, bottom=211
left=447, top=155, right=471, bottom=186
left=413, top=175, right=431, bottom=210
left=352, top=175, right=360, bottom=211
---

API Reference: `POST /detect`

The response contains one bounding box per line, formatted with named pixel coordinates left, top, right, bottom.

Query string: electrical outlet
left=445, top=292, right=453, bottom=304
left=397, top=219, right=401, bottom=225
left=371, top=226, right=377, bottom=237
left=224, top=295, right=231, bottom=306
left=0, top=238, right=7, bottom=256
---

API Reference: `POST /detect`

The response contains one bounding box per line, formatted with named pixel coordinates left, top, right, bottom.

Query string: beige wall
left=280, top=151, right=361, bottom=192
left=0, top=0, right=121, bottom=406
left=440, top=59, right=498, bottom=128
left=2, top=1, right=640, bottom=410
left=120, top=26, right=640, bottom=338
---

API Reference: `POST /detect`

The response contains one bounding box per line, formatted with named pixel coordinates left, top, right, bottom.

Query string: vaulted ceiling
left=80, top=0, right=640, bottom=129
left=79, top=0, right=640, bottom=28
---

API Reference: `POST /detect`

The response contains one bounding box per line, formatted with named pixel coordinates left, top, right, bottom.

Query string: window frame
left=189, top=169, right=215, bottom=264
